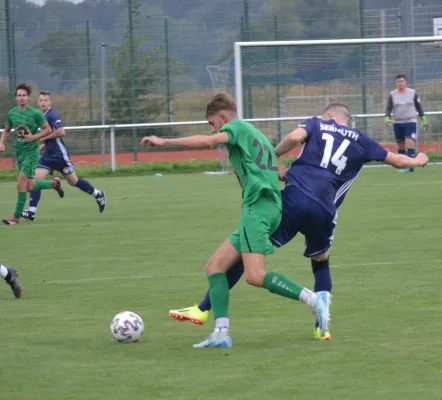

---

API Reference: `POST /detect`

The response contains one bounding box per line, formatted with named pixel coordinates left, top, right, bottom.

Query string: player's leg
left=0, top=263, right=22, bottom=298
left=394, top=123, right=406, bottom=154
left=239, top=200, right=330, bottom=337
left=394, top=124, right=408, bottom=172
left=170, top=188, right=300, bottom=325
left=302, top=202, right=336, bottom=340
left=404, top=123, right=418, bottom=172
left=169, top=261, right=244, bottom=325
left=2, top=169, right=28, bottom=225
left=64, top=167, right=106, bottom=213
left=21, top=158, right=64, bottom=221
left=193, top=198, right=330, bottom=348
left=192, top=239, right=241, bottom=348
left=22, top=167, right=50, bottom=221
left=311, top=251, right=332, bottom=341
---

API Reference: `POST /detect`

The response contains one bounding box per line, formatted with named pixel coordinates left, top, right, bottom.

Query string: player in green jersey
left=0, top=83, right=64, bottom=225
left=140, top=93, right=330, bottom=348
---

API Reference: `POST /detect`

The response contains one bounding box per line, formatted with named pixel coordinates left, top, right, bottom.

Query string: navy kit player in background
left=22, top=91, right=106, bottom=221
left=385, top=74, right=428, bottom=173
left=168, top=103, right=428, bottom=340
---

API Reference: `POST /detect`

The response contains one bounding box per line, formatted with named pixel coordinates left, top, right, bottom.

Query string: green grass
left=1, top=167, right=442, bottom=400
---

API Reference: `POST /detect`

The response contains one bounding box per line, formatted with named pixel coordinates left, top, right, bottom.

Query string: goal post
left=233, top=35, right=442, bottom=161
left=234, top=36, right=442, bottom=120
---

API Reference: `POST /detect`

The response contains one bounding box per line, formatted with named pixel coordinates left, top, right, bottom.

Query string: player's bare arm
left=40, top=126, right=65, bottom=142
left=24, top=122, right=52, bottom=142
left=0, top=125, right=11, bottom=151
left=277, top=159, right=287, bottom=181
left=274, top=127, right=308, bottom=157
left=140, top=132, right=230, bottom=149
left=384, top=151, right=429, bottom=169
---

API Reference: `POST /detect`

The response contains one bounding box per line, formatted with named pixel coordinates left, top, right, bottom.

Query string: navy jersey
left=284, top=117, right=388, bottom=216
left=43, top=108, right=70, bottom=159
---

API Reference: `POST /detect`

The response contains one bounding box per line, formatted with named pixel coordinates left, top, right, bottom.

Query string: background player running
left=168, top=103, right=429, bottom=341
left=22, top=91, right=106, bottom=221
left=385, top=74, right=428, bottom=173
left=0, top=83, right=64, bottom=225
left=141, top=93, right=331, bottom=348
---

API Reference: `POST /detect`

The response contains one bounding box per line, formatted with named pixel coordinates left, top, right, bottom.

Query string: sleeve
left=361, top=134, right=388, bottom=162
left=35, top=110, right=47, bottom=128
left=6, top=112, right=12, bottom=128
left=414, top=93, right=425, bottom=118
left=385, top=95, right=393, bottom=117
left=219, top=121, right=238, bottom=145
left=51, top=111, right=63, bottom=129
left=297, top=117, right=317, bottom=141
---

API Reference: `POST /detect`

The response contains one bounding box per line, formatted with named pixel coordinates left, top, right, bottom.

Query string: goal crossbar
left=234, top=35, right=442, bottom=118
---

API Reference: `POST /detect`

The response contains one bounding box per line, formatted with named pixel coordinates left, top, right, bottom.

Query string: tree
left=33, top=30, right=92, bottom=91
left=106, top=3, right=188, bottom=127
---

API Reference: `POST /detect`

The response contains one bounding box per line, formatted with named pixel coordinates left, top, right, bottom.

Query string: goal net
left=233, top=36, right=442, bottom=161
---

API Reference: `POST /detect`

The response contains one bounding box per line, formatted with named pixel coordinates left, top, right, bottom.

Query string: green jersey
left=221, top=119, right=281, bottom=209
left=6, top=106, right=46, bottom=154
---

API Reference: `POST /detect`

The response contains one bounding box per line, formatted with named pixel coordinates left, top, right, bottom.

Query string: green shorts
left=17, top=149, right=40, bottom=179
left=229, top=195, right=282, bottom=255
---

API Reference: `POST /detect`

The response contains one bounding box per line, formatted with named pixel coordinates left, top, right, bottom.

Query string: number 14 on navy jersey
left=284, top=117, right=388, bottom=216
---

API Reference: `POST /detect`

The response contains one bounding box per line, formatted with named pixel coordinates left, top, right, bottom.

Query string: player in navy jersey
left=21, top=91, right=106, bottom=221
left=168, top=103, right=428, bottom=340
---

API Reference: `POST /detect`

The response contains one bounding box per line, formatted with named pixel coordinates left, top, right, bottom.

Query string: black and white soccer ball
left=110, top=311, right=144, bottom=343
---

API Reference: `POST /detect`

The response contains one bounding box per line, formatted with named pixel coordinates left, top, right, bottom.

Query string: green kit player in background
left=140, top=93, right=330, bottom=348
left=0, top=83, right=64, bottom=225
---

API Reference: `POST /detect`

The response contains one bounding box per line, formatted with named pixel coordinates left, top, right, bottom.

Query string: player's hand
left=140, top=136, right=165, bottom=147
left=415, top=152, right=429, bottom=168
left=24, top=133, right=36, bottom=142
left=421, top=116, right=429, bottom=130
left=277, top=159, right=287, bottom=182
left=0, top=142, right=5, bottom=152
left=384, top=116, right=392, bottom=128
left=39, top=143, right=45, bottom=151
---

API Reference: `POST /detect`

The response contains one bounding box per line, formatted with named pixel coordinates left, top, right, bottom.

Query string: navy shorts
left=393, top=122, right=418, bottom=143
left=38, top=155, right=75, bottom=176
left=270, top=185, right=336, bottom=258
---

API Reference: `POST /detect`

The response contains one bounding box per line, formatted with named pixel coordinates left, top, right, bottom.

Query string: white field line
left=27, top=260, right=419, bottom=285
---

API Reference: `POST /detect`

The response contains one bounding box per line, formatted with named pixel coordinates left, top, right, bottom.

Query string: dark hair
left=39, top=90, right=51, bottom=96
left=323, top=103, right=351, bottom=122
left=15, top=83, right=32, bottom=96
left=395, top=74, right=406, bottom=80
left=205, top=93, right=237, bottom=118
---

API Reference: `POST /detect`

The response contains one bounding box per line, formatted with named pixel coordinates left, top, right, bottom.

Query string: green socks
left=33, top=180, right=55, bottom=191
left=12, top=181, right=54, bottom=218
left=208, top=273, right=229, bottom=319
left=14, top=192, right=27, bottom=218
left=263, top=271, right=304, bottom=301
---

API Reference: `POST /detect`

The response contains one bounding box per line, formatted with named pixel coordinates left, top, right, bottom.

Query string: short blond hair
left=205, top=93, right=237, bottom=118
left=323, top=103, right=351, bottom=123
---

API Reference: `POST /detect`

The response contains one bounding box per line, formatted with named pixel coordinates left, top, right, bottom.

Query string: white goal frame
left=233, top=36, right=442, bottom=119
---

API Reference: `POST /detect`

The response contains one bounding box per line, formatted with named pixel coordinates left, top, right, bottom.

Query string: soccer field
left=1, top=167, right=441, bottom=400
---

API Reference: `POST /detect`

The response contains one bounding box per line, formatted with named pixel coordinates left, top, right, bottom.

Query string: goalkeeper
left=385, top=74, right=428, bottom=172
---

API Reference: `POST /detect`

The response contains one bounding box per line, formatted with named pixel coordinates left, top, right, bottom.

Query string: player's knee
left=405, top=139, right=415, bottom=148
left=66, top=175, right=78, bottom=186
left=206, top=256, right=222, bottom=275
left=26, top=181, right=35, bottom=192
left=244, top=268, right=265, bottom=288
left=312, top=250, right=330, bottom=263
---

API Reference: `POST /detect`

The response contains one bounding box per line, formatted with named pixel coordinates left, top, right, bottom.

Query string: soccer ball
left=110, top=311, right=144, bottom=343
